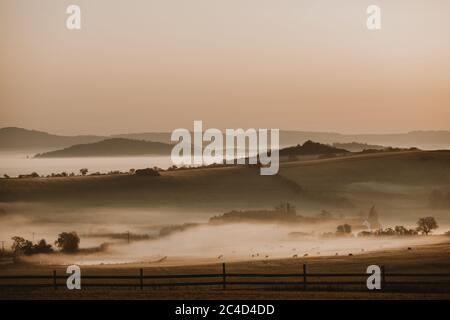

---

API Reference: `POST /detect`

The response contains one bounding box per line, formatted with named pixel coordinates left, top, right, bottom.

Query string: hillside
left=34, top=138, right=173, bottom=157
left=332, top=142, right=387, bottom=152
left=279, top=130, right=450, bottom=150
left=0, top=165, right=304, bottom=210
left=112, top=132, right=172, bottom=144
left=2, top=150, right=450, bottom=216
left=280, top=140, right=349, bottom=156
left=279, top=150, right=450, bottom=188
left=0, top=127, right=105, bottom=151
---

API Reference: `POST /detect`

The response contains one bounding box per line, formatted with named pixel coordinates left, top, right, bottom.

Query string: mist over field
left=1, top=148, right=449, bottom=267
left=8, top=219, right=447, bottom=267
left=0, top=152, right=175, bottom=177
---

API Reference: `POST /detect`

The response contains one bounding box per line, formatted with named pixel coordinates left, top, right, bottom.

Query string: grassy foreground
left=1, top=241, right=449, bottom=300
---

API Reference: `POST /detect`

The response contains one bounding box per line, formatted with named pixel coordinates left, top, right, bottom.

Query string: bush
left=134, top=168, right=160, bottom=176
left=18, top=172, right=39, bottom=178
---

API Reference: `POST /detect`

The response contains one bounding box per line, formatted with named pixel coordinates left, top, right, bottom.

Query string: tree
left=416, top=217, right=438, bottom=235
left=11, top=237, right=54, bottom=255
left=55, top=232, right=80, bottom=253
left=394, top=226, right=417, bottom=236
left=11, top=236, right=34, bottom=256
left=336, top=224, right=352, bottom=235
left=343, top=224, right=352, bottom=233
left=33, top=239, right=54, bottom=254
left=79, top=168, right=88, bottom=176
left=394, top=225, right=408, bottom=235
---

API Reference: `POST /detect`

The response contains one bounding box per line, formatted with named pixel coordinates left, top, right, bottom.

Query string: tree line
left=10, top=231, right=80, bottom=256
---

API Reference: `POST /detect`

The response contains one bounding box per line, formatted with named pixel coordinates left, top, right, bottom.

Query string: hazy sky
left=1, top=0, right=449, bottom=135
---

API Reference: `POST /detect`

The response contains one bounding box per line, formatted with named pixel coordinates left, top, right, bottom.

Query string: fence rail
left=1, top=263, right=450, bottom=291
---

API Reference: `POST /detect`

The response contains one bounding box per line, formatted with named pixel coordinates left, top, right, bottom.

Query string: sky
left=0, top=0, right=449, bottom=135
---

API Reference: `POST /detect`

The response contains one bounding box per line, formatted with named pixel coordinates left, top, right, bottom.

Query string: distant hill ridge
left=2, top=127, right=450, bottom=151
left=0, top=127, right=105, bottom=150
left=34, top=138, right=173, bottom=158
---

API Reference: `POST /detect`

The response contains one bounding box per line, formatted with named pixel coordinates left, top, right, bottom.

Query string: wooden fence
left=1, top=264, right=450, bottom=291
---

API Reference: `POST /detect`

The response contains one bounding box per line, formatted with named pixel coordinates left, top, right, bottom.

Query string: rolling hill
left=280, top=140, right=349, bottom=156
left=2, top=150, right=450, bottom=215
left=115, top=130, right=450, bottom=150
left=0, top=127, right=105, bottom=151
left=34, top=138, right=173, bottom=157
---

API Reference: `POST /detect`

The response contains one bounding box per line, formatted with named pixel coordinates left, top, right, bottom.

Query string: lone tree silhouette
left=55, top=232, right=80, bottom=253
left=416, top=217, right=438, bottom=235
left=79, top=168, right=88, bottom=176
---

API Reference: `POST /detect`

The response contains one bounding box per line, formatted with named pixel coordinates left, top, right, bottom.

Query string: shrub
left=134, top=168, right=160, bottom=176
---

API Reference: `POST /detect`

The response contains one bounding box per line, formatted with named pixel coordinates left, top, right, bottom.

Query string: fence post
left=381, top=265, right=386, bottom=289
left=303, top=264, right=307, bottom=291
left=222, top=263, right=226, bottom=290
left=140, top=268, right=144, bottom=290
left=53, top=270, right=57, bottom=290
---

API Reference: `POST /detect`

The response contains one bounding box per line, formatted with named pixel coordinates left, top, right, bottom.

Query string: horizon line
left=2, top=126, right=450, bottom=138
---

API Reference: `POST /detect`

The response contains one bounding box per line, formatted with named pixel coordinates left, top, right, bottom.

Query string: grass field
left=1, top=240, right=449, bottom=299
